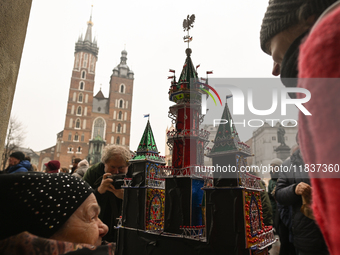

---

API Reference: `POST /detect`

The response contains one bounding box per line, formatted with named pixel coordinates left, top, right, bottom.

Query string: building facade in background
left=38, top=17, right=134, bottom=171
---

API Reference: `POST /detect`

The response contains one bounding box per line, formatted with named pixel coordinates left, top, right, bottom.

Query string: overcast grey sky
left=11, top=0, right=275, bottom=154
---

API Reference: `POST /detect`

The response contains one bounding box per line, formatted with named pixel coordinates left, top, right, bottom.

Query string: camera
left=108, top=173, right=126, bottom=189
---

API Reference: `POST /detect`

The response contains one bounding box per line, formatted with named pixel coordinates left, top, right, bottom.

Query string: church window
left=69, top=118, right=73, bottom=128
left=77, top=106, right=82, bottom=116
left=119, top=99, right=123, bottom=108
left=73, top=92, right=76, bottom=102
left=74, top=133, right=79, bottom=141
left=77, top=146, right=81, bottom=153
left=85, top=94, right=88, bottom=103
left=83, top=54, right=88, bottom=68
left=81, top=133, right=84, bottom=142
left=118, top=111, right=122, bottom=120
left=81, top=71, right=86, bottom=79
left=90, top=57, right=95, bottom=72
left=71, top=105, right=75, bottom=114
left=116, top=136, right=120, bottom=145
left=78, top=93, right=83, bottom=103
left=117, top=124, right=121, bottom=133
left=68, top=133, right=72, bottom=141
left=80, top=82, right=84, bottom=90
left=92, top=117, right=106, bottom=140
left=75, top=119, right=81, bottom=129
left=75, top=53, right=80, bottom=69
left=120, top=84, right=125, bottom=93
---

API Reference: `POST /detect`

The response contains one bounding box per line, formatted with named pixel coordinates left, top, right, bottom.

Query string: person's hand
left=295, top=182, right=312, bottom=196
left=97, top=173, right=124, bottom=199
left=111, top=187, right=124, bottom=200
left=97, top=173, right=115, bottom=194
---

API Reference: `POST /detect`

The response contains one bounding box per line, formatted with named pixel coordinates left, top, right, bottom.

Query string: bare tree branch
left=1, top=116, right=26, bottom=170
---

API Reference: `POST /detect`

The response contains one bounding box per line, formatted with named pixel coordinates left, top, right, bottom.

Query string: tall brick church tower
left=38, top=15, right=134, bottom=170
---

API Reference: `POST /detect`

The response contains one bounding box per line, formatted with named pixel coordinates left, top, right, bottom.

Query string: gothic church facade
left=38, top=17, right=134, bottom=170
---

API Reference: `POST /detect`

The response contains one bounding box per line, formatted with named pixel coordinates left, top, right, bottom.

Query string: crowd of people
left=1, top=0, right=340, bottom=254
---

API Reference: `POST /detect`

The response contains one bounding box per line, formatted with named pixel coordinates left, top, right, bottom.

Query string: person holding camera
left=83, top=145, right=131, bottom=243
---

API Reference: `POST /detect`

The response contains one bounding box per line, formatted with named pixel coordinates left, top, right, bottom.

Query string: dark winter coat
left=267, top=178, right=277, bottom=225
left=260, top=180, right=273, bottom=226
left=83, top=162, right=122, bottom=243
left=275, top=149, right=328, bottom=254
left=5, top=160, right=31, bottom=174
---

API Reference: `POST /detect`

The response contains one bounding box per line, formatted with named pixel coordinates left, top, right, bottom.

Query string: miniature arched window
left=74, top=133, right=79, bottom=141
left=81, top=71, right=86, bottom=79
left=117, top=124, right=121, bottom=133
left=92, top=117, right=106, bottom=140
left=120, top=84, right=125, bottom=93
left=75, top=119, right=81, bottom=129
left=118, top=111, right=122, bottom=120
left=116, top=136, right=120, bottom=145
left=80, top=81, right=84, bottom=90
left=78, top=93, right=83, bottom=103
left=119, top=99, right=123, bottom=108
left=77, top=106, right=82, bottom=115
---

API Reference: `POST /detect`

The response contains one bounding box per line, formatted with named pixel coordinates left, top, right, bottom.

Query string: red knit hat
left=44, top=160, right=60, bottom=171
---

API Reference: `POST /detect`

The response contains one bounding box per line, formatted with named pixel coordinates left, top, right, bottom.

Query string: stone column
left=0, top=0, right=32, bottom=164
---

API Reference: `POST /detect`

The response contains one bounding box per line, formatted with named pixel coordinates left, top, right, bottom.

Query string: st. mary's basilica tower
left=38, top=14, right=134, bottom=170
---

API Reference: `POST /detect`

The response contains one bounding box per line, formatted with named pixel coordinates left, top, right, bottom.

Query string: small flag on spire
left=169, top=69, right=175, bottom=73
left=206, top=71, right=213, bottom=74
left=183, top=63, right=187, bottom=68
left=196, top=64, right=200, bottom=70
left=144, top=114, right=150, bottom=118
left=168, top=76, right=174, bottom=79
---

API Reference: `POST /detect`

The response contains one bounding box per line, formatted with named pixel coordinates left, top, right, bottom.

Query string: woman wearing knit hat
left=261, top=1, right=340, bottom=254
left=0, top=172, right=113, bottom=255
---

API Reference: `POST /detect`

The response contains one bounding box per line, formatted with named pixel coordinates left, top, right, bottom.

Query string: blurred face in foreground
left=51, top=194, right=108, bottom=246
left=8, top=157, right=20, bottom=166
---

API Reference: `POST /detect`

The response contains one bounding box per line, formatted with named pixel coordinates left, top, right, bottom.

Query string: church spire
left=75, top=6, right=98, bottom=57
left=84, top=6, right=94, bottom=42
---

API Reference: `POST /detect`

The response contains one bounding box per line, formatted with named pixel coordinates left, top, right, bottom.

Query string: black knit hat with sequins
left=0, top=172, right=93, bottom=240
left=260, top=0, right=338, bottom=54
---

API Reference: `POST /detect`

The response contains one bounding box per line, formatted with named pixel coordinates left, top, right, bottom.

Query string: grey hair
left=101, top=145, right=131, bottom=165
